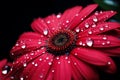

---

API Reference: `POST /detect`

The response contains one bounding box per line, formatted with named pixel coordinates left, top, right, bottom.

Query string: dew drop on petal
left=56, top=57, right=59, bottom=60
left=102, top=42, right=105, bottom=45
left=48, top=62, right=52, bottom=65
left=93, top=17, right=98, bottom=22
left=86, top=38, right=93, bottom=47
left=20, top=77, right=24, bottom=80
left=85, top=23, right=90, bottom=28
left=43, top=29, right=48, bottom=36
left=58, top=61, right=61, bottom=64
left=23, top=63, right=27, bottom=67
left=68, top=61, right=71, bottom=63
left=47, top=20, right=50, bottom=24
left=39, top=58, right=42, bottom=61
left=107, top=41, right=110, bottom=44
left=65, top=57, right=68, bottom=59
left=38, top=41, right=41, bottom=44
left=2, top=70, right=8, bottom=75
left=92, top=24, right=96, bottom=28
left=100, top=27, right=104, bottom=31
left=10, top=76, right=14, bottom=79
left=40, top=74, right=43, bottom=78
left=108, top=61, right=111, bottom=65
left=74, top=62, right=77, bottom=65
left=34, top=63, right=38, bottom=67
left=66, top=20, right=69, bottom=23
left=52, top=69, right=55, bottom=72
left=88, top=31, right=93, bottom=35
left=21, top=45, right=26, bottom=49
left=15, top=43, right=19, bottom=46
left=74, top=53, right=78, bottom=56
left=103, top=36, right=107, bottom=40
left=56, top=14, right=61, bottom=18
left=75, top=28, right=80, bottom=33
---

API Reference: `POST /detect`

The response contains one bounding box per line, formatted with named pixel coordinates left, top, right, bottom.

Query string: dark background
left=0, top=0, right=120, bottom=80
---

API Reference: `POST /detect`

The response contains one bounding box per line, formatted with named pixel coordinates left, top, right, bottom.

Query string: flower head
left=3, top=4, right=120, bottom=80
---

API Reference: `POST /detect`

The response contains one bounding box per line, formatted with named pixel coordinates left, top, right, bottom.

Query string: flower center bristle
left=47, top=29, right=76, bottom=55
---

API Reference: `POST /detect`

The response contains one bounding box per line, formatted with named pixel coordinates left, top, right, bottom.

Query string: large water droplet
left=20, top=77, right=24, bottom=80
left=93, top=17, right=98, bottom=22
left=2, top=70, right=8, bottom=75
left=56, top=14, right=61, bottom=18
left=21, top=45, right=26, bottom=49
left=86, top=38, right=93, bottom=47
left=75, top=28, right=80, bottom=33
left=43, top=29, right=48, bottom=35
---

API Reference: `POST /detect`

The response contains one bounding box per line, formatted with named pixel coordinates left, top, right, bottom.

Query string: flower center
left=47, top=29, right=76, bottom=55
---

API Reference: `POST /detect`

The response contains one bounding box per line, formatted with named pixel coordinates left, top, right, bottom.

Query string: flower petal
left=76, top=35, right=120, bottom=48
left=71, top=47, right=116, bottom=73
left=31, top=18, right=51, bottom=36
left=0, top=59, right=7, bottom=68
left=30, top=53, right=54, bottom=80
left=10, top=32, right=46, bottom=58
left=44, top=14, right=60, bottom=32
left=75, top=11, right=116, bottom=32
left=70, top=55, right=99, bottom=80
left=60, top=6, right=82, bottom=29
left=53, top=56, right=71, bottom=80
left=69, top=4, right=98, bottom=30
left=78, top=22, right=120, bottom=37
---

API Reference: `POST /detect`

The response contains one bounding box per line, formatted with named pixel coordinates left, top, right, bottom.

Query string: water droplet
left=65, top=57, right=68, bottom=59
left=93, top=17, right=98, bottom=22
left=108, top=61, right=111, bottom=65
left=100, top=27, right=104, bottom=31
left=85, top=23, right=89, bottom=28
left=21, top=45, right=26, bottom=49
left=52, top=69, right=55, bottom=72
left=86, top=38, right=93, bottom=47
left=10, top=76, right=14, bottom=79
left=82, top=43, right=85, bottom=46
left=103, top=36, right=107, bottom=40
left=75, top=28, right=80, bottom=33
left=38, top=41, right=41, bottom=44
left=79, top=41, right=83, bottom=45
left=32, top=62, right=35, bottom=65
left=66, top=20, right=69, bottom=23
left=102, top=42, right=105, bottom=45
left=58, top=62, right=60, bottom=64
left=2, top=70, right=8, bottom=74
left=56, top=57, right=59, bottom=60
left=15, top=43, right=19, bottom=46
left=94, top=11, right=99, bottom=15
left=92, top=24, right=96, bottom=28
left=88, top=31, right=93, bottom=35
left=47, top=20, right=50, bottom=24
left=39, top=58, right=42, bottom=61
left=107, top=41, right=110, bottom=44
left=56, top=14, right=61, bottom=18
left=48, top=62, right=52, bottom=65
left=43, top=29, right=48, bottom=35
left=46, top=57, right=49, bottom=60
left=75, top=14, right=79, bottom=16
left=74, top=63, right=77, bottom=65
left=23, top=63, right=27, bottom=67
left=74, top=53, right=78, bottom=56
left=68, top=61, right=70, bottom=63
left=34, top=63, right=38, bottom=66
left=40, top=74, right=43, bottom=78
left=20, top=77, right=24, bottom=80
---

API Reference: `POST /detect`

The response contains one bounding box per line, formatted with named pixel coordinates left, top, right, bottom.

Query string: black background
left=0, top=0, right=120, bottom=80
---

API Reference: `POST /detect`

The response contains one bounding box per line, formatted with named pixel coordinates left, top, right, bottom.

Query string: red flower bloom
left=3, top=4, right=120, bottom=80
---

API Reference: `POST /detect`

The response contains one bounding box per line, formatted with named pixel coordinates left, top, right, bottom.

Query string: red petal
left=78, top=22, right=120, bottom=37
left=71, top=47, right=116, bottom=73
left=10, top=32, right=47, bottom=58
left=0, top=59, right=7, bottom=68
left=53, top=56, right=71, bottom=80
left=70, top=55, right=99, bottom=80
left=30, top=53, right=54, bottom=80
left=77, top=35, right=120, bottom=48
left=60, top=6, right=82, bottom=29
left=44, top=14, right=60, bottom=33
left=31, top=18, right=51, bottom=36
left=69, top=4, right=98, bottom=30
left=75, top=11, right=116, bottom=32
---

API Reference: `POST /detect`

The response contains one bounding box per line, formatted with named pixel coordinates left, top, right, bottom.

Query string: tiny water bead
left=47, top=29, right=76, bottom=56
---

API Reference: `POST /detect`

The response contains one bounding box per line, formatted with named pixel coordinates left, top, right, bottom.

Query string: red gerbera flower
left=3, top=4, right=120, bottom=80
